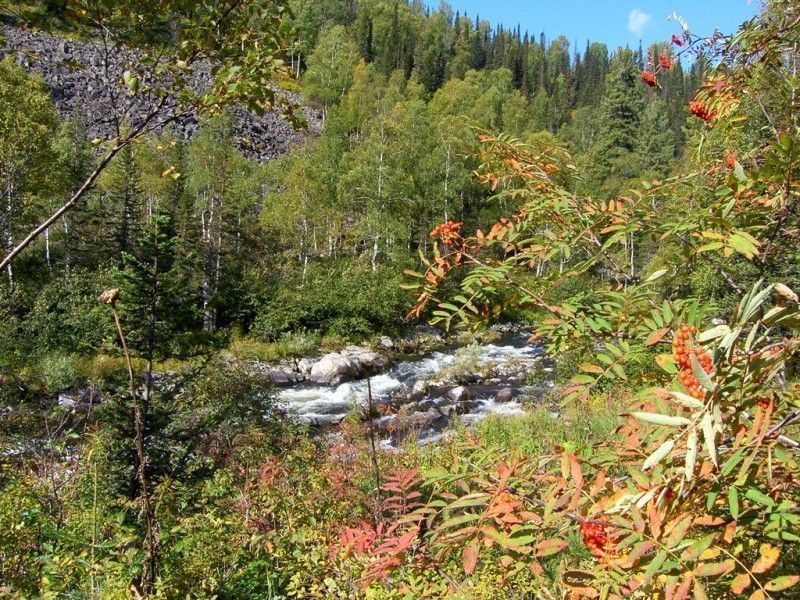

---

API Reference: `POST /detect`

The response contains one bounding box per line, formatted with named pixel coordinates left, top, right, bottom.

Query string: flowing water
left=277, top=334, right=549, bottom=445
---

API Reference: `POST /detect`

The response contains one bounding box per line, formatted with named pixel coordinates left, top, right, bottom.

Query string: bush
left=38, top=352, right=80, bottom=392
left=252, top=262, right=408, bottom=342
left=23, top=269, right=113, bottom=358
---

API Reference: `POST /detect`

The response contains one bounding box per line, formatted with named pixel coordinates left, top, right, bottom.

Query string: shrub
left=252, top=262, right=408, bottom=342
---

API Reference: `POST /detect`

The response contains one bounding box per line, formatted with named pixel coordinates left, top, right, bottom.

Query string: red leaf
left=536, top=538, right=569, bottom=557
left=646, top=328, right=671, bottom=346
left=462, top=545, right=479, bottom=575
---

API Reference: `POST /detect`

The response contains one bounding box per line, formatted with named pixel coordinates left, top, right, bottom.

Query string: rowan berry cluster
left=673, top=325, right=713, bottom=400
left=580, top=521, right=611, bottom=560
left=689, top=100, right=715, bottom=122
left=659, top=52, right=673, bottom=70
left=641, top=70, right=658, bottom=87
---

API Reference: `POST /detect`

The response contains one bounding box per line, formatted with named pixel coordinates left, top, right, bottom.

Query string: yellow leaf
left=752, top=544, right=780, bottom=574
left=698, top=547, right=721, bottom=561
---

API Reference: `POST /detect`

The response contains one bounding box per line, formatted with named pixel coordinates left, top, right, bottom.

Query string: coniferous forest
left=1, top=1, right=799, bottom=598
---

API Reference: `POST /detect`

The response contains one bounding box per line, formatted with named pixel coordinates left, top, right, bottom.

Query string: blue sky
left=428, top=1, right=760, bottom=52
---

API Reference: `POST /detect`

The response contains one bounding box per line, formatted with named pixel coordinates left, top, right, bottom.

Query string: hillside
left=0, top=22, right=322, bottom=162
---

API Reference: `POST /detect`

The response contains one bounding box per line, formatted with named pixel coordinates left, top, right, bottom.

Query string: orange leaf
left=694, top=515, right=725, bottom=526
left=536, top=538, right=569, bottom=557
left=752, top=544, right=780, bottom=574
left=748, top=591, right=766, bottom=600
left=731, top=573, right=751, bottom=594
left=646, top=328, right=671, bottom=346
left=673, top=572, right=693, bottom=600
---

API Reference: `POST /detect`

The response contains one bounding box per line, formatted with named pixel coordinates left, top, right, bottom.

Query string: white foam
left=278, top=338, right=540, bottom=428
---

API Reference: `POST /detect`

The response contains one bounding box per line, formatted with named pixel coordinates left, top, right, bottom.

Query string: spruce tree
left=590, top=49, right=644, bottom=192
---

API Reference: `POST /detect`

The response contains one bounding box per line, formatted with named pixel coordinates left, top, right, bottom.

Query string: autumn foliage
left=391, top=4, right=800, bottom=597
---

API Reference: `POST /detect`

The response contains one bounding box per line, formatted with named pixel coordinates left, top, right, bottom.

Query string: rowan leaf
left=633, top=412, right=691, bottom=427
left=685, top=429, right=698, bottom=481
left=694, top=559, right=735, bottom=578
left=728, top=487, right=740, bottom=520
left=643, top=439, right=675, bottom=470
left=701, top=414, right=718, bottom=467
left=462, top=545, right=479, bottom=575
left=646, top=328, right=671, bottom=346
left=752, top=544, right=780, bottom=574
left=765, top=575, right=800, bottom=592
left=730, top=573, right=751, bottom=594
left=535, top=538, right=569, bottom=557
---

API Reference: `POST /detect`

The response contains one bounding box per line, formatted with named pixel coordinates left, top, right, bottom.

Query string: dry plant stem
left=366, top=376, right=382, bottom=520
left=110, top=304, right=158, bottom=595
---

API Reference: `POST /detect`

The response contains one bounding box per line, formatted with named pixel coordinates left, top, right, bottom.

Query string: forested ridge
left=1, top=0, right=800, bottom=598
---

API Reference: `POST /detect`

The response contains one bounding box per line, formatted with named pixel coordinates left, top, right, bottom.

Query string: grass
left=468, top=393, right=623, bottom=458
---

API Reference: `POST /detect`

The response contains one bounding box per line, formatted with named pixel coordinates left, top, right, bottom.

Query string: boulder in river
left=342, top=346, right=388, bottom=372
left=309, top=353, right=360, bottom=385
left=446, top=386, right=473, bottom=403
left=495, top=387, right=515, bottom=403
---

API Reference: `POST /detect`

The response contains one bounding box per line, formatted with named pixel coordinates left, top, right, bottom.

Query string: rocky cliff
left=0, top=23, right=321, bottom=162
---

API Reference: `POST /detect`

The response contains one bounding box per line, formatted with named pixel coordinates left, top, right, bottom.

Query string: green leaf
left=667, top=391, right=704, bottom=409
left=690, top=352, right=715, bottom=391
left=765, top=576, right=800, bottom=592
left=681, top=535, right=715, bottom=561
left=702, top=413, right=718, bottom=467
left=646, top=269, right=668, bottom=283
left=643, top=439, right=675, bottom=470
left=728, top=487, right=740, bottom=519
left=697, top=325, right=731, bottom=342
left=728, top=233, right=758, bottom=259
left=633, top=412, right=691, bottom=427
left=745, top=488, right=775, bottom=508
left=685, top=429, right=698, bottom=481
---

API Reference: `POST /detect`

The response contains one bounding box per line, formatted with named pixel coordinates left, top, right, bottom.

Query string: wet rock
left=495, top=387, right=515, bottom=403
left=342, top=346, right=387, bottom=372
left=296, top=357, right=314, bottom=376
left=446, top=386, right=473, bottom=403
left=309, top=353, right=360, bottom=386
left=455, top=399, right=480, bottom=414
left=378, top=336, right=394, bottom=350
left=265, top=367, right=301, bottom=386
left=412, top=379, right=430, bottom=396
left=416, top=399, right=438, bottom=412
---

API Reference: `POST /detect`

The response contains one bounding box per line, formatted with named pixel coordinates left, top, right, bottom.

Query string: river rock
left=446, top=386, right=472, bottom=403
left=296, top=357, right=314, bottom=376
left=342, top=346, right=387, bottom=372
left=265, top=367, right=300, bottom=386
left=378, top=336, right=394, bottom=350
left=58, top=393, right=76, bottom=409
left=495, top=387, right=515, bottom=403
left=309, top=353, right=360, bottom=385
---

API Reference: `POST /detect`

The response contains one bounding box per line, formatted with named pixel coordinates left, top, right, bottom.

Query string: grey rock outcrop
left=0, top=24, right=322, bottom=162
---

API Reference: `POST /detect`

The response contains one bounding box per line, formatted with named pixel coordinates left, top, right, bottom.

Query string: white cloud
left=628, top=9, right=652, bottom=37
